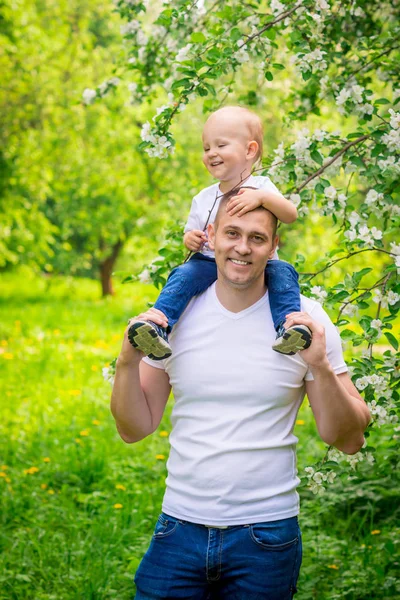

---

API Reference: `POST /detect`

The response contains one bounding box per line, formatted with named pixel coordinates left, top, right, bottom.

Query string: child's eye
left=218, top=144, right=226, bottom=148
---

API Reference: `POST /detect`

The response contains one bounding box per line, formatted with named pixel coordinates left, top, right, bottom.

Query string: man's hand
left=184, top=229, right=208, bottom=252
left=118, top=308, right=168, bottom=366
left=226, top=188, right=264, bottom=217
left=284, top=311, right=330, bottom=369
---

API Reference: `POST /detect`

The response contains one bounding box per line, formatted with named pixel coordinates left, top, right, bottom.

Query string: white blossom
left=121, top=20, right=140, bottom=36
left=387, top=290, right=400, bottom=305
left=175, top=43, right=192, bottom=63
left=102, top=367, right=115, bottom=386
left=310, top=285, right=328, bottom=303
left=270, top=0, right=285, bottom=16
left=324, top=185, right=337, bottom=199
left=316, top=0, right=330, bottom=10
left=290, top=193, right=301, bottom=207
left=370, top=318, right=382, bottom=330
left=390, top=242, right=400, bottom=255
left=138, top=268, right=151, bottom=284
left=382, top=128, right=400, bottom=151
left=389, top=109, right=400, bottom=129
left=82, top=88, right=97, bottom=105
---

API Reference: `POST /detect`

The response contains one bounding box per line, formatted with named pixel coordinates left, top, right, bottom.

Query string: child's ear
left=247, top=140, right=258, bottom=160
left=208, top=223, right=215, bottom=250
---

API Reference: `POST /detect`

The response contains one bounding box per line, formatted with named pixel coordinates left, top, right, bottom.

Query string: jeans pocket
left=249, top=518, right=299, bottom=551
left=153, top=513, right=180, bottom=539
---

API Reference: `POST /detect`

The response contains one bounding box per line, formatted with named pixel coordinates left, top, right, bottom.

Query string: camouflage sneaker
left=127, top=320, right=172, bottom=361
left=272, top=324, right=312, bottom=356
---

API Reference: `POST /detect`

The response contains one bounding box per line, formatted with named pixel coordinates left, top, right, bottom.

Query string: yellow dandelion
left=1, top=340, right=8, bottom=346
left=328, top=565, right=339, bottom=570
left=5, top=478, right=11, bottom=483
left=42, top=457, right=51, bottom=463
left=15, top=320, right=21, bottom=326
left=68, top=390, right=81, bottom=396
left=91, top=365, right=99, bottom=372
left=0, top=472, right=6, bottom=478
left=159, top=431, right=169, bottom=437
left=41, top=483, right=48, bottom=490
left=95, top=340, right=109, bottom=349
left=296, top=419, right=305, bottom=425
left=114, top=503, right=123, bottom=509
left=0, top=465, right=8, bottom=470
left=80, top=430, right=89, bottom=437
left=75, top=438, right=83, bottom=445
left=115, top=484, right=126, bottom=491
left=371, top=530, right=381, bottom=535
left=6, top=392, right=11, bottom=396
left=48, top=489, right=55, bottom=495
left=360, top=544, right=365, bottom=548
left=156, top=454, right=166, bottom=460
left=3, top=353, right=14, bottom=360
left=24, top=466, right=39, bottom=475
left=66, top=353, right=73, bottom=361
left=92, top=419, right=100, bottom=426
left=53, top=329, right=61, bottom=335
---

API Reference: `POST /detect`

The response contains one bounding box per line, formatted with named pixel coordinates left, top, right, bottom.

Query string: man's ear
left=247, top=140, right=258, bottom=160
left=269, top=235, right=279, bottom=258
left=208, top=223, right=215, bottom=250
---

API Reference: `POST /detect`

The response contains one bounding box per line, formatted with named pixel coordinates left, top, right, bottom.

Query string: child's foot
left=272, top=324, right=312, bottom=356
left=128, top=320, right=172, bottom=361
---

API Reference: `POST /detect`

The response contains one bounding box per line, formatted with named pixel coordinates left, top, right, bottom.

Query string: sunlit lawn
left=0, top=270, right=398, bottom=599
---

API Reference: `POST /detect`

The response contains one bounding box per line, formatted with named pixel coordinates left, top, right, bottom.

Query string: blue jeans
left=154, top=253, right=300, bottom=332
left=134, top=513, right=302, bottom=599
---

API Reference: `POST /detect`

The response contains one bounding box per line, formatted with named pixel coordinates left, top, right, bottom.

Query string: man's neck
left=219, top=170, right=253, bottom=194
left=215, top=278, right=267, bottom=313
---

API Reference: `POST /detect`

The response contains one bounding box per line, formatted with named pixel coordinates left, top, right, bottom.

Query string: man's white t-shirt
left=144, top=284, right=347, bottom=526
left=185, top=175, right=281, bottom=258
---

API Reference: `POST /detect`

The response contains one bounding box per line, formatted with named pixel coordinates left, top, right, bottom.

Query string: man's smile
left=229, top=258, right=251, bottom=266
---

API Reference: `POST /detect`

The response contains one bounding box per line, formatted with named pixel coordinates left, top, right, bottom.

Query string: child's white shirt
left=184, top=175, right=281, bottom=258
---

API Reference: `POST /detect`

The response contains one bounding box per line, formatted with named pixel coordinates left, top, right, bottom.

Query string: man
left=111, top=199, right=370, bottom=600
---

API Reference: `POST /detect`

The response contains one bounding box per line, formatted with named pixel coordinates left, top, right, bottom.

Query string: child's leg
left=128, top=254, right=217, bottom=360
left=154, top=253, right=217, bottom=331
left=265, top=260, right=312, bottom=355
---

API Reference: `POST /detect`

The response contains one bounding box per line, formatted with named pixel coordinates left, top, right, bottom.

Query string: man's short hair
left=214, top=187, right=278, bottom=238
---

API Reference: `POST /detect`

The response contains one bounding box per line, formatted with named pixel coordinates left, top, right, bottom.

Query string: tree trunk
left=99, top=240, right=123, bottom=297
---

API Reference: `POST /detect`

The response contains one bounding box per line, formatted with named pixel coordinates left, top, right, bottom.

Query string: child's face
left=202, top=112, right=257, bottom=184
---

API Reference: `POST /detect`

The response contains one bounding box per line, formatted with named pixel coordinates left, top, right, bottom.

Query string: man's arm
left=285, top=311, right=371, bottom=455
left=110, top=309, right=171, bottom=443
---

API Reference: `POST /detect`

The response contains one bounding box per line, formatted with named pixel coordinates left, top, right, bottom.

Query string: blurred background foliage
left=2, top=0, right=392, bottom=296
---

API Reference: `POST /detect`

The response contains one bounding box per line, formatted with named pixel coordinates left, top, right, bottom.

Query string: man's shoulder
left=300, top=294, right=321, bottom=313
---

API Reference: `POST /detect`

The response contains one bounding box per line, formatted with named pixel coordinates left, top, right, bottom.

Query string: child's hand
left=184, top=229, right=208, bottom=252
left=226, top=188, right=264, bottom=217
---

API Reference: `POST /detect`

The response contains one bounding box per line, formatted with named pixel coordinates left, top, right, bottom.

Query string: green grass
left=0, top=270, right=399, bottom=599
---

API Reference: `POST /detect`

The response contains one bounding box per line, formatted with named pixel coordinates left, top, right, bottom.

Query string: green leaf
left=302, top=70, right=312, bottom=81
left=272, top=63, right=285, bottom=70
left=352, top=268, right=373, bottom=285
left=374, top=98, right=390, bottom=105
left=311, top=150, right=324, bottom=166
left=265, top=71, right=273, bottom=81
left=384, top=331, right=399, bottom=350
left=315, top=183, right=325, bottom=194
left=190, top=32, right=207, bottom=44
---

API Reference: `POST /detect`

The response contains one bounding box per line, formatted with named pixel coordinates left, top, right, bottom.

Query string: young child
left=128, top=106, right=312, bottom=359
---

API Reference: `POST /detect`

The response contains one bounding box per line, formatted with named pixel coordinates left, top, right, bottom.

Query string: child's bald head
left=204, top=106, right=264, bottom=164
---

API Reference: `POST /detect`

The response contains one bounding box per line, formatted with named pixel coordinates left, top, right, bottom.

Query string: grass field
left=1, top=270, right=399, bottom=599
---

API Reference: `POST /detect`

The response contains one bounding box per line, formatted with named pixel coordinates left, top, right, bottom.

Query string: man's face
left=208, top=209, right=278, bottom=290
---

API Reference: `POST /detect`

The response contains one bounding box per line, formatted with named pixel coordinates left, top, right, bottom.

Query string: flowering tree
left=96, top=0, right=400, bottom=493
